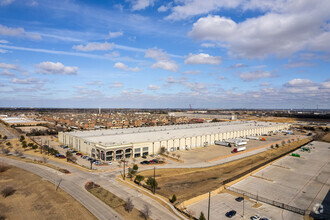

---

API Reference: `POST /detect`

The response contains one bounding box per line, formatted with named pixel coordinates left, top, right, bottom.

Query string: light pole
left=243, top=193, right=245, bottom=218
left=207, top=191, right=211, bottom=220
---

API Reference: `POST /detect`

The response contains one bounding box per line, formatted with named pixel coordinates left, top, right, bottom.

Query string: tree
left=170, top=194, right=176, bottom=203
left=5, top=142, right=11, bottom=146
left=199, top=212, right=206, bottom=220
left=32, top=144, right=38, bottom=150
left=66, top=150, right=73, bottom=162
left=1, top=186, right=15, bottom=198
left=3, top=136, right=7, bottom=140
left=20, top=135, right=25, bottom=142
left=133, top=164, right=139, bottom=171
left=142, top=204, right=151, bottom=220
left=124, top=197, right=134, bottom=213
left=146, top=177, right=157, bottom=192
left=275, top=144, right=279, bottom=148
left=28, top=143, right=34, bottom=147
left=134, top=175, right=144, bottom=185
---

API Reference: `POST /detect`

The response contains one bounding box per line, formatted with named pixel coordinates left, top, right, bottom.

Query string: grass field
left=0, top=165, right=96, bottom=220
left=139, top=138, right=311, bottom=202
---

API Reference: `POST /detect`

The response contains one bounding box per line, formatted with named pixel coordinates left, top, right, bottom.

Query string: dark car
left=140, top=160, right=150, bottom=165
left=76, top=153, right=82, bottom=156
left=142, top=155, right=147, bottom=159
left=225, top=210, right=236, bottom=218
left=151, top=159, right=159, bottom=163
left=235, top=197, right=244, bottom=202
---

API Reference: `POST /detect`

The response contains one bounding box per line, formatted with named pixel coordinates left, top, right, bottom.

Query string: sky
left=0, top=0, right=329, bottom=109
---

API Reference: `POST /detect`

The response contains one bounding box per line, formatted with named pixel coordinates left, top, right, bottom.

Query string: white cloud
left=165, top=0, right=241, bottom=20
left=0, top=48, right=8, bottom=53
left=0, top=62, right=20, bottom=71
left=285, top=62, right=315, bottom=68
left=183, top=70, right=201, bottom=75
left=284, top=78, right=314, bottom=87
left=0, top=24, right=41, bottom=39
left=148, top=84, right=160, bottom=90
left=114, top=62, right=140, bottom=72
left=239, top=70, right=275, bottom=81
left=35, top=61, right=78, bottom=75
left=87, top=81, right=103, bottom=86
left=201, top=43, right=215, bottom=48
left=145, top=48, right=179, bottom=72
left=109, top=31, right=123, bottom=38
left=131, top=0, right=154, bottom=11
left=158, top=3, right=172, bottom=12
left=73, top=42, right=114, bottom=51
left=165, top=76, right=186, bottom=85
left=184, top=53, right=221, bottom=65
left=11, top=77, right=40, bottom=84
left=0, top=70, right=15, bottom=77
left=110, top=81, right=123, bottom=88
left=260, top=82, right=271, bottom=86
left=230, top=63, right=247, bottom=68
left=0, top=0, right=14, bottom=6
left=0, top=39, right=8, bottom=43
left=105, top=51, right=120, bottom=58
left=188, top=0, right=330, bottom=58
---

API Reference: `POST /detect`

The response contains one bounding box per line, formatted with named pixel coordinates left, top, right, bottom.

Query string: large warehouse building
left=59, top=121, right=289, bottom=162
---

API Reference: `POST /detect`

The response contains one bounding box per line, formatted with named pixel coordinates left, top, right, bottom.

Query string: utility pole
left=243, top=193, right=245, bottom=218
left=208, top=191, right=211, bottom=220
left=123, top=157, right=126, bottom=180
left=153, top=167, right=156, bottom=194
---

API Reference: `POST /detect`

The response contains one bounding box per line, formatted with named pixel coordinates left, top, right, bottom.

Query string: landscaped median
left=84, top=182, right=151, bottom=220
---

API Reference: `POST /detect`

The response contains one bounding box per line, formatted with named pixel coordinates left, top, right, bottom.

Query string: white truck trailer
left=215, top=141, right=231, bottom=147
left=247, top=136, right=259, bottom=140
left=233, top=146, right=246, bottom=153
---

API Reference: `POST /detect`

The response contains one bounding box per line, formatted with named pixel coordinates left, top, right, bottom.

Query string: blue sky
left=0, top=0, right=329, bottom=109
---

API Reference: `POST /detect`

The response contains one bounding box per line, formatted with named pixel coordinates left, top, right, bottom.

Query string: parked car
left=250, top=215, right=261, bottom=220
left=140, top=160, right=150, bottom=165
left=72, top=150, right=77, bottom=153
left=108, top=162, right=112, bottom=165
left=235, top=197, right=244, bottom=202
left=225, top=210, right=236, bottom=218
left=93, top=161, right=101, bottom=165
left=76, top=153, right=82, bottom=156
left=142, top=155, right=147, bottom=159
left=151, top=159, right=159, bottom=163
left=260, top=218, right=269, bottom=220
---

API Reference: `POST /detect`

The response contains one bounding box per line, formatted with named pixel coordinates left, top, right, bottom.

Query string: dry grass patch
left=85, top=182, right=148, bottom=220
left=0, top=166, right=96, bottom=220
left=139, top=139, right=311, bottom=202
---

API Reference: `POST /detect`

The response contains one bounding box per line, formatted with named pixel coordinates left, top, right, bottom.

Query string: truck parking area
left=227, top=141, right=330, bottom=218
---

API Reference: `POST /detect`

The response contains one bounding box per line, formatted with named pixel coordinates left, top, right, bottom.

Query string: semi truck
left=215, top=141, right=232, bottom=147
left=233, top=146, right=246, bottom=153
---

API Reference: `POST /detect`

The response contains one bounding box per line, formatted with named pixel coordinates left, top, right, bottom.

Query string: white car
left=251, top=215, right=260, bottom=220
left=108, top=162, right=112, bottom=165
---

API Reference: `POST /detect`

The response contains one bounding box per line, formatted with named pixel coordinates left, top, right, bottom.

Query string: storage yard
left=175, top=132, right=299, bottom=164
left=227, top=141, right=330, bottom=218
left=59, top=121, right=289, bottom=161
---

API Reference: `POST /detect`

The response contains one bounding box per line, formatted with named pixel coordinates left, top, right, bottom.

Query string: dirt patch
left=139, top=138, right=311, bottom=202
left=0, top=166, right=96, bottom=220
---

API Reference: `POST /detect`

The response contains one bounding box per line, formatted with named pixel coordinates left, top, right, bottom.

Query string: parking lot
left=228, top=141, right=330, bottom=217
left=176, top=133, right=302, bottom=164
left=186, top=191, right=302, bottom=220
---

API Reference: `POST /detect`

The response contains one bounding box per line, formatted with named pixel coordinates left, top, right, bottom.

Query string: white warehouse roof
left=62, top=121, right=285, bottom=147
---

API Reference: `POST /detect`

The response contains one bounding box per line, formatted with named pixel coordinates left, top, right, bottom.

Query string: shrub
left=1, top=186, right=15, bottom=198
left=170, top=194, right=176, bottom=203
left=199, top=212, right=206, bottom=220
left=124, top=197, right=134, bottom=213
left=0, top=162, right=9, bottom=173
left=134, top=175, right=144, bottom=185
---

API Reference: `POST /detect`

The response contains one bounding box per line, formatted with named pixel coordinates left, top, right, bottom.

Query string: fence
left=226, top=186, right=306, bottom=215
